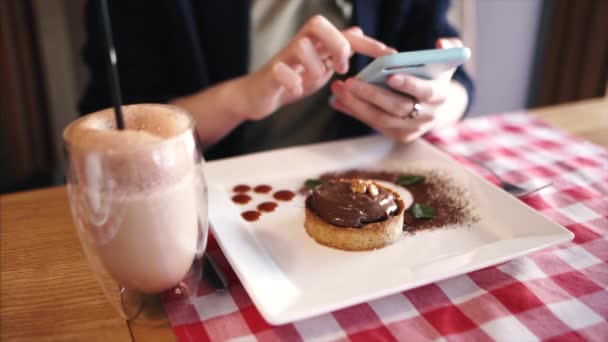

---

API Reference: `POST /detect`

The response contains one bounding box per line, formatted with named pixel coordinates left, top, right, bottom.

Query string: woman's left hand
left=330, top=38, right=468, bottom=143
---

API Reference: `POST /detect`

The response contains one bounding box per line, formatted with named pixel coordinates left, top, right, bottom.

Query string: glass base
left=119, top=258, right=204, bottom=321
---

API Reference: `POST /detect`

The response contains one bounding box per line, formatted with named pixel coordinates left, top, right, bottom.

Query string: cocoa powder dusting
left=320, top=169, right=478, bottom=234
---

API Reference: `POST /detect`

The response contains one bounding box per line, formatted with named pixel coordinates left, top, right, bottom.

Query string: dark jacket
left=80, top=0, right=473, bottom=159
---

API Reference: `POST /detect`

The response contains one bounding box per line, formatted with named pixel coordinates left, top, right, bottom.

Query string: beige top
left=250, top=0, right=352, bottom=72
left=240, top=0, right=352, bottom=153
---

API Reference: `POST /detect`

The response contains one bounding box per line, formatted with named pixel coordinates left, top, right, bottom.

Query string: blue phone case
left=356, top=47, right=471, bottom=85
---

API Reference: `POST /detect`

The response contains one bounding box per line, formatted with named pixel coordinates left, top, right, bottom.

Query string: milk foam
left=64, top=104, right=193, bottom=151
left=65, top=105, right=197, bottom=193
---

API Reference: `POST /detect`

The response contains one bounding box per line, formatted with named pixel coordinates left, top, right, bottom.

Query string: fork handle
left=203, top=254, right=229, bottom=291
left=466, top=158, right=506, bottom=186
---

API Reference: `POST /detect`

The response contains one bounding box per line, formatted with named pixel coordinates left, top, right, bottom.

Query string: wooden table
left=531, top=97, right=608, bottom=148
left=1, top=97, right=606, bottom=341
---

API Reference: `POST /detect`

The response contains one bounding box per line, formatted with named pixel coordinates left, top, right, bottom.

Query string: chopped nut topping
left=350, top=180, right=367, bottom=193
left=368, top=184, right=379, bottom=196
left=350, top=180, right=379, bottom=196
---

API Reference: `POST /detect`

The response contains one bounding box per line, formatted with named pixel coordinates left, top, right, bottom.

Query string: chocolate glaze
left=307, top=180, right=398, bottom=228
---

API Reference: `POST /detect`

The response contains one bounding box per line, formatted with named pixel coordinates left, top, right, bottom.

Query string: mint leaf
left=304, top=179, right=324, bottom=189
left=396, top=175, right=425, bottom=186
left=411, top=203, right=435, bottom=219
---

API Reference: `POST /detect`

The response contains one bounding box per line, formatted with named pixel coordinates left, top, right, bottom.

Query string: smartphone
left=356, top=47, right=471, bottom=85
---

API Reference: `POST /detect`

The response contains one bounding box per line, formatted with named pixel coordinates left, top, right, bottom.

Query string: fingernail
left=388, top=74, right=404, bottom=87
left=331, top=81, right=344, bottom=94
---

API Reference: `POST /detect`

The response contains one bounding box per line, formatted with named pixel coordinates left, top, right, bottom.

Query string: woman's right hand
left=172, top=16, right=395, bottom=147
left=240, top=15, right=396, bottom=120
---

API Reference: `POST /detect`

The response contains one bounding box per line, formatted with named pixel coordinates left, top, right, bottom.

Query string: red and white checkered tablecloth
left=164, top=112, right=608, bottom=341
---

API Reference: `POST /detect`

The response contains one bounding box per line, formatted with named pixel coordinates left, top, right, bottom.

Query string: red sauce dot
left=254, top=185, right=272, bottom=194
left=241, top=211, right=261, bottom=222
left=232, top=194, right=251, bottom=204
left=233, top=184, right=251, bottom=193
left=273, top=190, right=295, bottom=201
left=257, top=202, right=278, bottom=212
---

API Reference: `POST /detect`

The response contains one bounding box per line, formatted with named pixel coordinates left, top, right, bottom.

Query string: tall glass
left=63, top=104, right=208, bottom=320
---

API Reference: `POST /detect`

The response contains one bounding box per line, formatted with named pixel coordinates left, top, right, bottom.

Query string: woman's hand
left=172, top=15, right=395, bottom=146
left=242, top=15, right=396, bottom=120
left=329, top=38, right=469, bottom=143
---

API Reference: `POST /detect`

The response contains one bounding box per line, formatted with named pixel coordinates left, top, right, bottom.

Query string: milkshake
left=64, top=104, right=207, bottom=315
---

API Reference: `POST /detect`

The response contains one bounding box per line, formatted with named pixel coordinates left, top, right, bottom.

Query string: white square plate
left=206, top=136, right=573, bottom=325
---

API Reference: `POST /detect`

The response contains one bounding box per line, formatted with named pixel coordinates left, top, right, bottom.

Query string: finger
left=436, top=37, right=464, bottom=49
left=386, top=74, right=446, bottom=103
left=330, top=97, right=352, bottom=115
left=343, top=27, right=397, bottom=58
left=331, top=80, right=416, bottom=128
left=292, top=37, right=328, bottom=80
left=430, top=41, right=460, bottom=82
left=448, top=38, right=463, bottom=47
left=311, top=27, right=365, bottom=59
left=387, top=121, right=435, bottom=143
left=331, top=81, right=434, bottom=143
left=337, top=79, right=436, bottom=122
left=344, top=77, right=415, bottom=118
left=335, top=101, right=428, bottom=144
left=331, top=96, right=403, bottom=142
left=343, top=26, right=364, bottom=36
left=271, top=62, right=303, bottom=97
left=436, top=38, right=450, bottom=49
left=301, top=15, right=350, bottom=74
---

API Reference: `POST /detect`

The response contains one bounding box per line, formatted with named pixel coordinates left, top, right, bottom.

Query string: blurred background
left=1, top=0, right=607, bottom=194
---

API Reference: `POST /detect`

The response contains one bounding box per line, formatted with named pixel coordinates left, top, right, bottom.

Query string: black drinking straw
left=99, top=0, right=125, bottom=129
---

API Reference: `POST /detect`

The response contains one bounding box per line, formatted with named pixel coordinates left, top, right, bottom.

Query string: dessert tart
left=305, top=179, right=405, bottom=251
